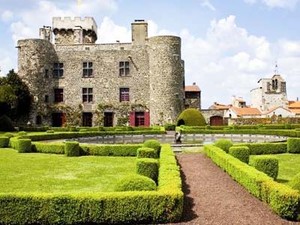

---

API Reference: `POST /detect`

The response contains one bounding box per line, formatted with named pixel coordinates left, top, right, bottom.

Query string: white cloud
left=1, top=10, right=13, bottom=22
left=97, top=17, right=131, bottom=43
left=201, top=0, right=216, bottom=11
left=244, top=0, right=300, bottom=9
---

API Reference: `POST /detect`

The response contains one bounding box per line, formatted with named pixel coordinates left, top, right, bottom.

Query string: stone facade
left=17, top=17, right=184, bottom=127
left=250, top=74, right=288, bottom=112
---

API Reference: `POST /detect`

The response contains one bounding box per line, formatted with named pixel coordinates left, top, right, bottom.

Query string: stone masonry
left=17, top=17, right=185, bottom=127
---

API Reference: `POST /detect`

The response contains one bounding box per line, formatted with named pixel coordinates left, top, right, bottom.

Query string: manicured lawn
left=250, top=153, right=300, bottom=184
left=0, top=148, right=136, bottom=194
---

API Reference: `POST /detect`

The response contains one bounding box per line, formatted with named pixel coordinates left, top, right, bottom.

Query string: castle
left=17, top=17, right=185, bottom=127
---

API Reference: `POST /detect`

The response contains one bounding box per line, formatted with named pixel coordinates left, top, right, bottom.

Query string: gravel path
left=172, top=153, right=300, bottom=225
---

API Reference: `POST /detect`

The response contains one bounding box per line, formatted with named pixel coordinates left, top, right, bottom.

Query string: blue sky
left=1, top=0, right=300, bottom=108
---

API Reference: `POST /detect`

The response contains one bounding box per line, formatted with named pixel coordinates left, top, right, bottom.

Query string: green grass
left=250, top=153, right=300, bottom=184
left=0, top=148, right=136, bottom=194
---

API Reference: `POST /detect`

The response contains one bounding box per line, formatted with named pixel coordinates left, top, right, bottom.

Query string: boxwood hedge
left=205, top=144, right=300, bottom=220
left=0, top=144, right=183, bottom=224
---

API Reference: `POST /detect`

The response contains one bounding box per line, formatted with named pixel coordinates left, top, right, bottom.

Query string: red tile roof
left=289, top=101, right=300, bottom=109
left=185, top=85, right=200, bottom=92
left=231, top=107, right=261, bottom=116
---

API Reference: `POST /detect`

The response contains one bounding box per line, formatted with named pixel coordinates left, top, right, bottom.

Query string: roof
left=289, top=101, right=300, bottom=109
left=290, top=109, right=300, bottom=114
left=209, top=102, right=231, bottom=110
left=185, top=85, right=200, bottom=92
left=231, top=107, right=261, bottom=116
left=264, top=106, right=291, bottom=115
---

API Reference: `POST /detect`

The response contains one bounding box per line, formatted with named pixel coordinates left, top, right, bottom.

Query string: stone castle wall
left=17, top=18, right=184, bottom=126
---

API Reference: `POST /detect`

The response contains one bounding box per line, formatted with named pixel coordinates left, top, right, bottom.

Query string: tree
left=0, top=70, right=32, bottom=120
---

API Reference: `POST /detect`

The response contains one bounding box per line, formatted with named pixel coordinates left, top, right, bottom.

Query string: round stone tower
left=17, top=39, right=58, bottom=122
left=148, top=36, right=184, bottom=125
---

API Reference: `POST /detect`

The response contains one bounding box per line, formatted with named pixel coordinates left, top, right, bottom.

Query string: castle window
left=83, top=62, right=93, bottom=77
left=44, top=95, right=49, bottom=103
left=120, top=88, right=130, bottom=102
left=119, top=61, right=130, bottom=76
left=54, top=88, right=63, bottom=102
left=82, top=88, right=93, bottom=103
left=53, top=63, right=64, bottom=78
left=45, top=69, right=49, bottom=78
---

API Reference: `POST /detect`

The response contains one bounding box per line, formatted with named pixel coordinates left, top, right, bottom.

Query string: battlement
left=52, top=17, right=97, bottom=34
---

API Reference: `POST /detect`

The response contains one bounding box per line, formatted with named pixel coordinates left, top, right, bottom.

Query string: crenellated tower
left=52, top=17, right=97, bottom=44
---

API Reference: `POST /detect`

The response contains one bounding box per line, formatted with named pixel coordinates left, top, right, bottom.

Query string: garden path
left=171, top=153, right=300, bottom=225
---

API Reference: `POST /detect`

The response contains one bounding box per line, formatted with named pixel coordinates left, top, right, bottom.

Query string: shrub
left=32, top=142, right=65, bottom=154
left=65, top=141, right=80, bottom=157
left=176, top=108, right=206, bottom=126
left=205, top=144, right=299, bottom=220
left=114, top=174, right=157, bottom=191
left=0, top=115, right=15, bottom=131
left=0, top=136, right=9, bottom=148
left=235, top=143, right=287, bottom=155
left=164, top=123, right=176, bottom=131
left=3, top=132, right=14, bottom=138
left=229, top=146, right=250, bottom=163
left=287, top=138, right=300, bottom=153
left=143, top=139, right=161, bottom=158
left=214, top=139, right=233, bottom=153
left=136, top=158, right=159, bottom=183
left=46, top=129, right=54, bottom=133
left=16, top=139, right=32, bottom=153
left=137, top=147, right=156, bottom=158
left=288, top=172, right=300, bottom=191
left=17, top=131, right=27, bottom=136
left=249, top=156, right=279, bottom=179
left=82, top=144, right=141, bottom=156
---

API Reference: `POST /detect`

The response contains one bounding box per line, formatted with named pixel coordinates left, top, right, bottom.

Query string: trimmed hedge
left=176, top=108, right=206, bottom=126
left=287, top=138, right=300, bottom=153
left=32, top=142, right=65, bottom=154
left=137, top=147, right=156, bottom=158
left=16, top=139, right=32, bottom=153
left=65, top=141, right=80, bottom=157
left=114, top=174, right=157, bottom=191
left=229, top=146, right=250, bottom=163
left=143, top=139, right=161, bottom=158
left=205, top=144, right=300, bottom=220
left=288, top=172, right=300, bottom=191
left=249, top=156, right=279, bottom=179
left=235, top=142, right=287, bottom=155
left=0, top=136, right=9, bottom=148
left=81, top=144, right=141, bottom=156
left=136, top=158, right=159, bottom=183
left=0, top=144, right=183, bottom=224
left=214, top=139, right=233, bottom=153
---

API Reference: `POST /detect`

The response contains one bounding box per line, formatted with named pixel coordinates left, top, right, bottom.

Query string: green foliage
left=143, top=139, right=161, bottom=158
left=0, top=115, right=15, bottom=131
left=249, top=156, right=279, bottom=179
left=136, top=158, right=159, bottom=183
left=214, top=139, right=233, bottom=153
left=0, top=144, right=183, bottom=224
left=287, top=138, right=300, bottom=153
left=16, top=139, right=32, bottom=153
left=176, top=108, right=206, bottom=126
left=0, top=84, right=17, bottom=105
left=261, top=180, right=300, bottom=219
left=1, top=70, right=32, bottom=120
left=83, top=144, right=141, bottom=156
left=137, top=147, right=156, bottom=158
left=205, top=144, right=299, bottom=220
left=17, top=131, right=27, bottom=136
left=229, top=146, right=250, bottom=163
left=164, top=123, right=176, bottom=131
left=114, top=174, right=157, bottom=191
left=236, top=143, right=287, bottom=155
left=32, top=142, right=65, bottom=154
left=0, top=136, right=9, bottom=148
left=288, top=172, right=300, bottom=191
left=65, top=141, right=80, bottom=157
